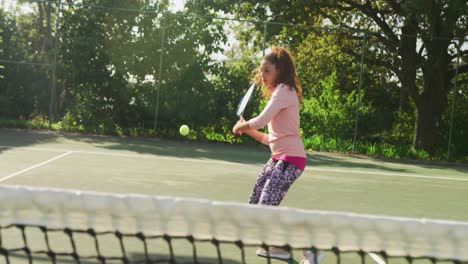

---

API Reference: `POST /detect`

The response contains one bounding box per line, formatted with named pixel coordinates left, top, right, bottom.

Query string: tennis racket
left=236, top=83, right=256, bottom=118
left=235, top=83, right=256, bottom=135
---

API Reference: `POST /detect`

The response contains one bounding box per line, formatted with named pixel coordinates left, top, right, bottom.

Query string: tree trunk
left=410, top=0, right=456, bottom=156
left=399, top=87, right=411, bottom=112
left=413, top=39, right=451, bottom=155
left=413, top=103, right=438, bottom=155
left=399, top=24, right=417, bottom=113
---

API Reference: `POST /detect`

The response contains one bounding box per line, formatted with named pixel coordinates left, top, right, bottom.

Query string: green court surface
left=1, top=128, right=468, bottom=264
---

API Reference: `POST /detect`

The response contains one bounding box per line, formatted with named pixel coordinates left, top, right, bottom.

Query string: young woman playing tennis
left=232, top=47, right=320, bottom=262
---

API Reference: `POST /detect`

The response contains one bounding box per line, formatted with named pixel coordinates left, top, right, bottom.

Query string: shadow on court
left=0, top=128, right=59, bottom=154
left=1, top=128, right=467, bottom=175
left=103, top=136, right=468, bottom=175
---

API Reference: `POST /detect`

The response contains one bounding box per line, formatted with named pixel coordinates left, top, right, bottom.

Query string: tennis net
left=1, top=185, right=467, bottom=264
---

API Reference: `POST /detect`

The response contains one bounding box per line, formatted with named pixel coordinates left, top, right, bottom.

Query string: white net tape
left=1, top=184, right=467, bottom=260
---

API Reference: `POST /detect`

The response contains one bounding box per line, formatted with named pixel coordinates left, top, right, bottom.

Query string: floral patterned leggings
left=249, top=158, right=303, bottom=206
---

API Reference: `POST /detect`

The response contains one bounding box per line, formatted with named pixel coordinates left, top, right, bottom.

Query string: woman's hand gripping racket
left=235, top=83, right=256, bottom=136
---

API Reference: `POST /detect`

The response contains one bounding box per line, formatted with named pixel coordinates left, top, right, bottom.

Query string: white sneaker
left=256, top=246, right=291, bottom=260
left=300, top=250, right=325, bottom=264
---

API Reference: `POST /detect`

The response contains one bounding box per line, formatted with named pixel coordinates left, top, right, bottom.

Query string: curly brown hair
left=253, top=47, right=303, bottom=103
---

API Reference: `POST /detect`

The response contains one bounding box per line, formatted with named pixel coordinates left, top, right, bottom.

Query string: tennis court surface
left=1, top=128, right=468, bottom=264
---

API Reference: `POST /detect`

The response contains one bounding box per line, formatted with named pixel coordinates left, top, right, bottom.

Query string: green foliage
left=438, top=72, right=468, bottom=160
left=30, top=115, right=49, bottom=129
left=366, top=143, right=378, bottom=156
left=295, top=32, right=357, bottom=98
left=0, top=115, right=49, bottom=129
left=407, top=147, right=430, bottom=160
left=208, top=0, right=467, bottom=159
left=302, top=71, right=372, bottom=140
left=0, top=4, right=51, bottom=119
left=206, top=49, right=262, bottom=142
left=303, top=134, right=353, bottom=152
left=352, top=141, right=431, bottom=160
left=294, top=31, right=398, bottom=140
left=391, top=111, right=415, bottom=145
left=54, top=0, right=231, bottom=135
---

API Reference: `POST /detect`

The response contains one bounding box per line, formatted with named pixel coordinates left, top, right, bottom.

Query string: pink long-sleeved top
left=248, top=83, right=307, bottom=170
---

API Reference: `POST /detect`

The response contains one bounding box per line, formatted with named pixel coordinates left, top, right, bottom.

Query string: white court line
left=1, top=145, right=467, bottom=182
left=311, top=168, right=468, bottom=182
left=0, top=151, right=73, bottom=182
left=368, top=253, right=386, bottom=264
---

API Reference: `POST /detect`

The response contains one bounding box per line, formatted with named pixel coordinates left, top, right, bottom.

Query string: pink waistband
left=272, top=156, right=307, bottom=171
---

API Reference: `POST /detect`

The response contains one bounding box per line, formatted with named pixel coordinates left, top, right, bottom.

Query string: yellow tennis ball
left=179, top=125, right=189, bottom=136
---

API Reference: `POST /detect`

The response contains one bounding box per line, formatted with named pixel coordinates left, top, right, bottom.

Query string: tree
left=196, top=0, right=468, bottom=153
left=0, top=6, right=50, bottom=118
left=199, top=0, right=467, bottom=155
left=56, top=0, right=229, bottom=132
left=330, top=0, right=467, bottom=154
